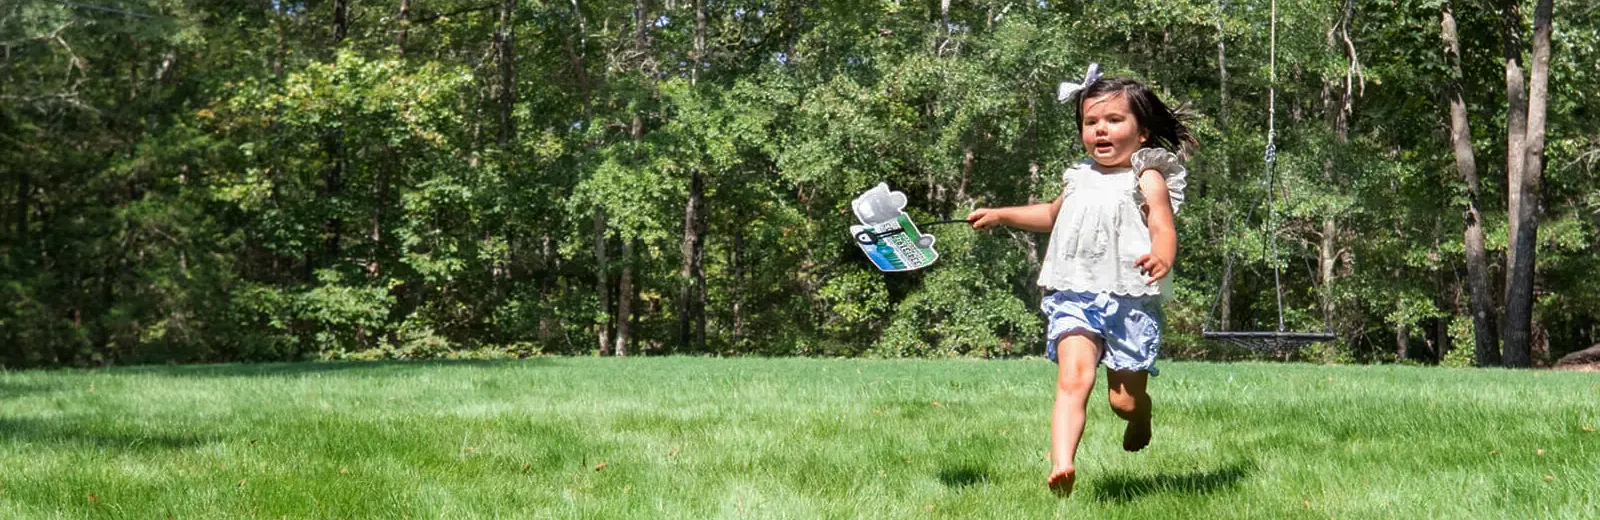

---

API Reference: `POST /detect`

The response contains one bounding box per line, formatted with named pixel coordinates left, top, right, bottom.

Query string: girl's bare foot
left=1123, top=419, right=1151, bottom=452
left=1047, top=465, right=1077, bottom=497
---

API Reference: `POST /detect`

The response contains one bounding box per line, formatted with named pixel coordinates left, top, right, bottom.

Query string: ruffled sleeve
left=1130, top=147, right=1188, bottom=214
left=1059, top=161, right=1086, bottom=197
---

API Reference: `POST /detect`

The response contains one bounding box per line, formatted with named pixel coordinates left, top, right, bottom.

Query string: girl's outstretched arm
left=1135, top=170, right=1176, bottom=283
left=966, top=194, right=1064, bottom=233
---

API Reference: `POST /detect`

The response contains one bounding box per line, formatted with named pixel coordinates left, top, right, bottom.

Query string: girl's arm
left=1135, top=170, right=1176, bottom=283
left=966, top=194, right=1064, bottom=233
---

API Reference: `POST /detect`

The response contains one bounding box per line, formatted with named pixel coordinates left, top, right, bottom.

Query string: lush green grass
left=1, top=357, right=1596, bottom=518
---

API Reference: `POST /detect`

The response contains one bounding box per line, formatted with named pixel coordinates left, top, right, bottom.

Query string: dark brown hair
left=1072, top=77, right=1198, bottom=161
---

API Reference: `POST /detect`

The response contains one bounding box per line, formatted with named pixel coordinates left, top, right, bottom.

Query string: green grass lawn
left=1, top=357, right=1597, bottom=518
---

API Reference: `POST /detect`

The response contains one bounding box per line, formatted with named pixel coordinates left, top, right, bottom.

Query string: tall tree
left=1497, top=0, right=1531, bottom=366
left=573, top=0, right=612, bottom=356
left=321, top=0, right=352, bottom=283
left=368, top=0, right=414, bottom=279
left=1319, top=0, right=1360, bottom=333
left=616, top=238, right=635, bottom=357
left=595, top=211, right=612, bottom=354
left=496, top=0, right=518, bottom=148
left=1504, top=0, right=1554, bottom=367
left=678, top=0, right=710, bottom=350
left=1440, top=0, right=1498, bottom=366
left=614, top=0, right=654, bottom=357
left=678, top=170, right=706, bottom=350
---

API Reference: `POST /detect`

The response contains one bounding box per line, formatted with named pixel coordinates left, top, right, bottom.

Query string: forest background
left=2, top=0, right=1596, bottom=369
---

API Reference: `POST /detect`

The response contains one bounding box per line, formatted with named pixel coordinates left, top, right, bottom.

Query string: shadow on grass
left=937, top=466, right=991, bottom=488
left=1089, top=460, right=1254, bottom=503
left=111, top=357, right=558, bottom=378
left=0, top=417, right=215, bottom=452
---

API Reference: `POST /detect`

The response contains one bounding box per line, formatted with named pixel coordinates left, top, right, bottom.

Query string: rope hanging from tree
left=1202, top=0, right=1335, bottom=354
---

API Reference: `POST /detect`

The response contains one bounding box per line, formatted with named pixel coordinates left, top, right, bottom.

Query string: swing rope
left=1265, top=0, right=1285, bottom=333
left=1202, top=0, right=1334, bottom=354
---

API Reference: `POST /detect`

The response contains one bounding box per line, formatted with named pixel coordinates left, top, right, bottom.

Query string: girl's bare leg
left=1048, top=333, right=1102, bottom=496
left=1106, top=369, right=1152, bottom=452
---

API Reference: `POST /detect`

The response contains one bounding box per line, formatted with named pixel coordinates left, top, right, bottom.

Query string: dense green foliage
left=1, top=357, right=1596, bottom=516
left=2, top=0, right=1596, bottom=366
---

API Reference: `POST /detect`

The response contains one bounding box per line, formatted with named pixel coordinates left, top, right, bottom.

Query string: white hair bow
left=1056, top=63, right=1102, bottom=102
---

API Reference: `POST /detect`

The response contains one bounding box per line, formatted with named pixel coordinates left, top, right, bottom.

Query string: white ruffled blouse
left=1037, top=148, right=1188, bottom=298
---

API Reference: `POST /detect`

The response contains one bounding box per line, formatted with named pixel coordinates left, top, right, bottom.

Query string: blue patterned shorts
left=1042, top=291, right=1163, bottom=375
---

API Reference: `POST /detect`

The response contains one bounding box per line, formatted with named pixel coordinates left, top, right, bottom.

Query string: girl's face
left=1080, top=93, right=1148, bottom=168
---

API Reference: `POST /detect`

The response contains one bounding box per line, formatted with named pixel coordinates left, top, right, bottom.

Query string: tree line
left=1, top=0, right=1595, bottom=368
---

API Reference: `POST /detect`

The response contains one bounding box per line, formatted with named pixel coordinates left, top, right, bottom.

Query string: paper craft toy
left=850, top=183, right=940, bottom=272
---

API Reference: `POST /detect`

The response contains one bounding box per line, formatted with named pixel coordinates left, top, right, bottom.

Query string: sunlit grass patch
left=1, top=358, right=1596, bottom=518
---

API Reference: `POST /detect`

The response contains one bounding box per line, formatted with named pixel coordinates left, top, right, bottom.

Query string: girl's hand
left=966, top=208, right=1004, bottom=230
left=1134, top=254, right=1171, bottom=284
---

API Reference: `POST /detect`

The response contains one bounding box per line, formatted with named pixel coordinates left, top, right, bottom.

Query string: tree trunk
left=396, top=0, right=412, bottom=54
left=1499, top=0, right=1530, bottom=367
left=1318, top=216, right=1337, bottom=322
left=1441, top=1, right=1499, bottom=366
left=692, top=0, right=707, bottom=84
left=368, top=158, right=386, bottom=277
left=273, top=0, right=286, bottom=77
left=637, top=274, right=650, bottom=353
left=1217, top=259, right=1233, bottom=331
left=267, top=0, right=288, bottom=283
left=484, top=0, right=519, bottom=297
left=1215, top=7, right=1232, bottom=329
left=613, top=1, right=648, bottom=355
left=678, top=170, right=706, bottom=351
left=731, top=229, right=745, bottom=349
left=566, top=0, right=593, bottom=112
left=1437, top=318, right=1450, bottom=363
left=322, top=0, right=350, bottom=274
left=1315, top=106, right=1344, bottom=332
left=368, top=1, right=420, bottom=279
left=614, top=112, right=646, bottom=358
left=538, top=235, right=554, bottom=345
left=957, top=148, right=974, bottom=201
left=938, top=0, right=952, bottom=56
left=12, top=173, right=28, bottom=243
left=1396, top=317, right=1409, bottom=361
left=496, top=0, right=518, bottom=148
left=678, top=0, right=709, bottom=351
left=595, top=211, right=612, bottom=355
left=321, top=142, right=345, bottom=275
left=1504, top=0, right=1552, bottom=368
left=1317, top=0, right=1356, bottom=334
left=333, top=0, right=348, bottom=43
left=616, top=239, right=634, bottom=357
left=784, top=0, right=803, bottom=61
left=632, top=0, right=647, bottom=69
left=1216, top=0, right=1229, bottom=145
left=127, top=27, right=139, bottom=100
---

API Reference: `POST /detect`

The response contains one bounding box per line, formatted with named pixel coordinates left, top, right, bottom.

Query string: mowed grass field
left=1, top=357, right=1596, bottom=519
